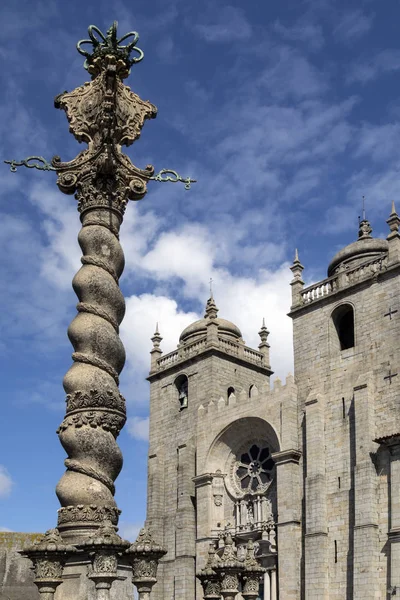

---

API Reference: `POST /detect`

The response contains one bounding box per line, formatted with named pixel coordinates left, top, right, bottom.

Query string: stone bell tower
left=146, top=296, right=277, bottom=600
left=289, top=205, right=400, bottom=599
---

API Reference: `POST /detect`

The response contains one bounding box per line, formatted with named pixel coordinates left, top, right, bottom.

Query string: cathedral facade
left=146, top=209, right=400, bottom=600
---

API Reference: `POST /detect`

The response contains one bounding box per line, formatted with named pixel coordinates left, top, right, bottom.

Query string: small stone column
left=127, top=527, right=167, bottom=600
left=196, top=543, right=221, bottom=600
left=264, top=571, right=271, bottom=600
left=214, top=533, right=242, bottom=600
left=241, top=539, right=265, bottom=600
left=21, top=529, right=76, bottom=600
left=80, top=521, right=131, bottom=600
left=270, top=568, right=277, bottom=600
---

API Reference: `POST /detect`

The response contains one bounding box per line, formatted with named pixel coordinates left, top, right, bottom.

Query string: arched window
left=332, top=304, right=355, bottom=350
left=175, top=374, right=188, bottom=410
left=227, top=386, right=235, bottom=401
left=249, top=385, right=254, bottom=398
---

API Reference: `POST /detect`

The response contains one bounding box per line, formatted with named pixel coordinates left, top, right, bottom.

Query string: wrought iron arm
left=149, top=169, right=196, bottom=190
left=4, top=158, right=196, bottom=190
left=4, top=156, right=56, bottom=173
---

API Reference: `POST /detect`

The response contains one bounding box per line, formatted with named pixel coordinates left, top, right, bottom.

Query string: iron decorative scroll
left=4, top=158, right=196, bottom=189
left=4, top=156, right=56, bottom=173
left=150, top=169, right=196, bottom=190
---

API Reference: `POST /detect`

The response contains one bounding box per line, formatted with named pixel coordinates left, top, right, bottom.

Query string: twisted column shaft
left=56, top=208, right=126, bottom=540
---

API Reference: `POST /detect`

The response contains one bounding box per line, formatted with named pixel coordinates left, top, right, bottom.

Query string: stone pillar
left=52, top=26, right=158, bottom=545
left=270, top=568, right=277, bottom=600
left=146, top=452, right=165, bottom=540
left=303, top=394, right=328, bottom=600
left=175, top=442, right=196, bottom=600
left=264, top=571, right=271, bottom=600
left=389, top=441, right=400, bottom=594
left=375, top=436, right=400, bottom=594
left=352, top=376, right=379, bottom=599
left=271, top=448, right=302, bottom=600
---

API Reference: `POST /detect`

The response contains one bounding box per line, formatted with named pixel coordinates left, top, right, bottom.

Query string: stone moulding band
left=57, top=504, right=121, bottom=526
left=57, top=410, right=126, bottom=438
left=65, top=389, right=126, bottom=414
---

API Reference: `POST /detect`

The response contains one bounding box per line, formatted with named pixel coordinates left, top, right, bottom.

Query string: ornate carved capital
left=53, top=49, right=157, bottom=215
left=21, top=529, right=76, bottom=597
left=126, top=527, right=167, bottom=596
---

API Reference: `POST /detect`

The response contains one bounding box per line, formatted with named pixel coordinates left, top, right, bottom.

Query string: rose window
left=235, top=444, right=274, bottom=492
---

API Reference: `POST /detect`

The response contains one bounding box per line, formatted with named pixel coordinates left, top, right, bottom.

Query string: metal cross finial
left=362, top=195, right=366, bottom=221
left=209, top=277, right=214, bottom=298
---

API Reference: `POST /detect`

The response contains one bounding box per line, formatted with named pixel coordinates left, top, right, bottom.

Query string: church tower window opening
left=332, top=303, right=355, bottom=350
left=227, top=386, right=235, bottom=401
left=175, top=374, right=188, bottom=410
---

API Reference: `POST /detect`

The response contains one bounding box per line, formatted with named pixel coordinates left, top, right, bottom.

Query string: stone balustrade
left=155, top=336, right=265, bottom=372
left=299, top=254, right=387, bottom=307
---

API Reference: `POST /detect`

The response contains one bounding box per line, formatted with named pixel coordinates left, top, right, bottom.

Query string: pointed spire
left=258, top=318, right=270, bottom=344
left=204, top=295, right=219, bottom=320
left=357, top=196, right=373, bottom=239
left=290, top=248, right=304, bottom=280
left=151, top=322, right=162, bottom=349
left=387, top=200, right=400, bottom=238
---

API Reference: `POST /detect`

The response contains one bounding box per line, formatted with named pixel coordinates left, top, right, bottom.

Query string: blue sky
left=1, top=0, right=399, bottom=537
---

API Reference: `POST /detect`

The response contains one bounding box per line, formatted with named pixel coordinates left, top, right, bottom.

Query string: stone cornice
left=193, top=473, right=225, bottom=487
left=271, top=449, right=302, bottom=465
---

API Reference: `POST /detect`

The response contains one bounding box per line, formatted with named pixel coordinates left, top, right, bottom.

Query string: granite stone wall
left=0, top=532, right=41, bottom=600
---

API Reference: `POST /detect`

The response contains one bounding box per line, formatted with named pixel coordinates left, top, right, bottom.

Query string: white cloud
left=274, top=19, right=325, bottom=51
left=0, top=526, right=12, bottom=532
left=193, top=6, right=252, bottom=43
left=126, top=417, right=150, bottom=442
left=0, top=466, right=13, bottom=498
left=354, top=123, right=400, bottom=163
left=334, top=9, right=373, bottom=43
left=347, top=49, right=400, bottom=84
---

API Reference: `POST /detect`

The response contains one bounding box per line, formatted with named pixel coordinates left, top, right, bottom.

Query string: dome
left=179, top=297, right=242, bottom=344
left=327, top=219, right=388, bottom=277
